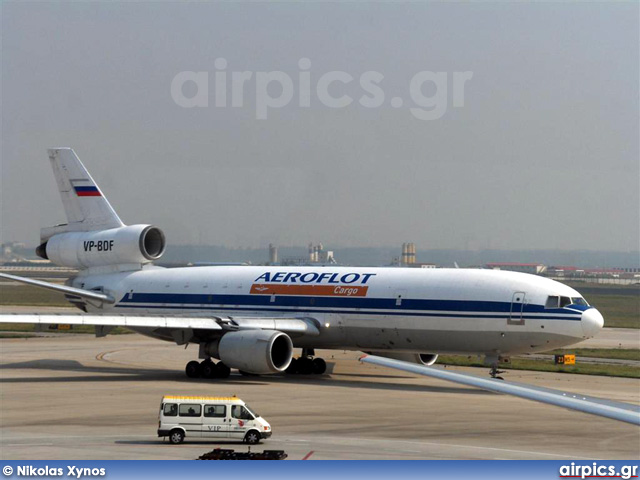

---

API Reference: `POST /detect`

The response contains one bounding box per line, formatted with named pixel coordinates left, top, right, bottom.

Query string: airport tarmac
left=1, top=332, right=638, bottom=460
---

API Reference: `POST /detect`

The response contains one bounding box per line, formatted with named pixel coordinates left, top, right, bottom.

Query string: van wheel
left=169, top=429, right=185, bottom=444
left=244, top=430, right=261, bottom=445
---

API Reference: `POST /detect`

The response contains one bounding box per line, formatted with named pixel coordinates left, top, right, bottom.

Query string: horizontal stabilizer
left=360, top=355, right=640, bottom=426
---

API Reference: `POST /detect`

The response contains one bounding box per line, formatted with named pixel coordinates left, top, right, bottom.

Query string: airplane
left=3, top=148, right=627, bottom=424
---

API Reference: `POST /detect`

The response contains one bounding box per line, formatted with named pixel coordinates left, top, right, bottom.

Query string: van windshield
left=231, top=405, right=254, bottom=420
left=245, top=404, right=259, bottom=418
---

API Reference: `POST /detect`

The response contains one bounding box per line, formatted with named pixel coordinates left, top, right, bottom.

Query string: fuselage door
left=508, top=291, right=526, bottom=326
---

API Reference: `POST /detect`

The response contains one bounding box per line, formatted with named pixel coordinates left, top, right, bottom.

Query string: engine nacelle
left=37, top=224, right=166, bottom=269
left=215, top=330, right=293, bottom=374
left=369, top=351, right=438, bottom=366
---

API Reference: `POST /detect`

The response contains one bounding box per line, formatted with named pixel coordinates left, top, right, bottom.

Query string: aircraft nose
left=581, top=308, right=604, bottom=338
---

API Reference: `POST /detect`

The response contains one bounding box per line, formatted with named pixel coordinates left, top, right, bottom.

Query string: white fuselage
left=71, top=265, right=600, bottom=357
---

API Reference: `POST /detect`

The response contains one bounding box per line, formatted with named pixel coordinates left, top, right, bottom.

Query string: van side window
left=163, top=403, right=178, bottom=417
left=204, top=405, right=226, bottom=418
left=179, top=404, right=202, bottom=417
left=231, top=405, right=253, bottom=420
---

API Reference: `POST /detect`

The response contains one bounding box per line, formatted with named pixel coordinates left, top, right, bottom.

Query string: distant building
left=546, top=265, right=633, bottom=278
left=268, top=244, right=278, bottom=264
left=546, top=266, right=584, bottom=277
left=1, top=242, right=28, bottom=262
left=486, top=263, right=547, bottom=275
left=282, top=243, right=336, bottom=266
left=308, top=243, right=336, bottom=264
left=401, top=243, right=416, bottom=265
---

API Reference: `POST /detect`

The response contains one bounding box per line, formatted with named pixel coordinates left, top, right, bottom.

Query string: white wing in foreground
left=0, top=272, right=114, bottom=304
left=0, top=314, right=222, bottom=330
left=360, top=355, right=640, bottom=426
left=0, top=314, right=319, bottom=337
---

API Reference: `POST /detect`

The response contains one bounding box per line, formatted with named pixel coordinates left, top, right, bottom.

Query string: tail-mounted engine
left=36, top=224, right=166, bottom=269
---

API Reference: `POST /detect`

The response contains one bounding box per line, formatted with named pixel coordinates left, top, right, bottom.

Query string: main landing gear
left=286, top=348, right=327, bottom=375
left=185, top=359, right=231, bottom=379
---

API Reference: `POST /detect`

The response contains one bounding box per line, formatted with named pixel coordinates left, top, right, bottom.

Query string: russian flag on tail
left=74, top=186, right=101, bottom=197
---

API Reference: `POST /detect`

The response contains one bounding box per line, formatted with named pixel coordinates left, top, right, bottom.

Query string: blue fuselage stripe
left=115, top=293, right=583, bottom=321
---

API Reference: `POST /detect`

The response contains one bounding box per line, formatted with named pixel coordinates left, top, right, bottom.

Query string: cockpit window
left=545, top=296, right=559, bottom=308
left=559, top=296, right=572, bottom=308
left=571, top=297, right=589, bottom=306
left=546, top=295, right=586, bottom=308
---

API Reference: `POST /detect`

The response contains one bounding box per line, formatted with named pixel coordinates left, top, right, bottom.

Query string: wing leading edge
left=360, top=355, right=640, bottom=426
left=0, top=272, right=114, bottom=304
left=0, top=314, right=319, bottom=338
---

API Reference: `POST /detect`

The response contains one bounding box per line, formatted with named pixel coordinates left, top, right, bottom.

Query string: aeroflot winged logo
left=250, top=272, right=376, bottom=297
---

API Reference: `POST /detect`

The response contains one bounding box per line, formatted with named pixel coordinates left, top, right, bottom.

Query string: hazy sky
left=2, top=2, right=638, bottom=252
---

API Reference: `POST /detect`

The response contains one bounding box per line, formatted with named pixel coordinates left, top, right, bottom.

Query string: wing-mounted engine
left=368, top=351, right=438, bottom=366
left=203, top=330, right=293, bottom=375
left=36, top=224, right=166, bottom=269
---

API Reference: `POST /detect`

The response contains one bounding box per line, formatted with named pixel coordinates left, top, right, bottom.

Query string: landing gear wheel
left=185, top=360, right=202, bottom=378
left=286, top=358, right=298, bottom=374
left=244, top=430, right=261, bottom=445
left=297, top=356, right=313, bottom=375
left=312, top=357, right=327, bottom=374
left=169, top=429, right=185, bottom=444
left=215, top=362, right=231, bottom=379
left=201, top=360, right=216, bottom=379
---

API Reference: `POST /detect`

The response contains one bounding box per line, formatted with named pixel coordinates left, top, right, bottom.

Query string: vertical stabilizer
left=42, top=148, right=124, bottom=239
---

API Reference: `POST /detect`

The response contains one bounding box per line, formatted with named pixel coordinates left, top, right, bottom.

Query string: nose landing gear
left=485, top=355, right=509, bottom=380
left=489, top=365, right=505, bottom=380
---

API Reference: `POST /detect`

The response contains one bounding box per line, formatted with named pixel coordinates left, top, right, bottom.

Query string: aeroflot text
left=15, top=466, right=105, bottom=478
left=254, top=272, right=376, bottom=284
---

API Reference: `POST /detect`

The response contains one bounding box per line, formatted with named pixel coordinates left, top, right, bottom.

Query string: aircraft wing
left=0, top=313, right=222, bottom=331
left=0, top=272, right=114, bottom=304
left=360, top=355, right=640, bottom=426
left=0, top=313, right=319, bottom=338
